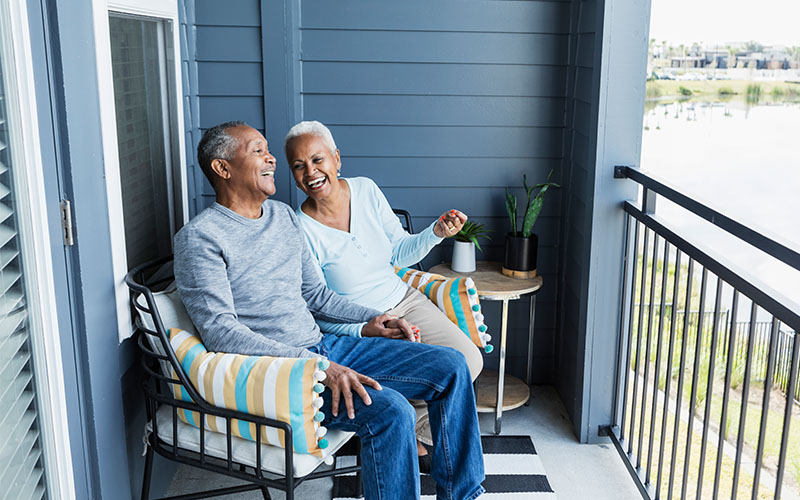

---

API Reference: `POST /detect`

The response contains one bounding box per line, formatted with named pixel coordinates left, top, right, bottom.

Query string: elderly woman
left=284, top=120, right=483, bottom=468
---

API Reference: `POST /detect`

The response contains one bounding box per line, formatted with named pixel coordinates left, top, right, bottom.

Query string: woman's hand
left=323, top=361, right=382, bottom=419
left=434, top=209, right=468, bottom=238
left=362, top=313, right=419, bottom=341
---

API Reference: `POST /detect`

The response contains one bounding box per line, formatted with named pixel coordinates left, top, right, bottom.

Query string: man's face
left=224, top=126, right=277, bottom=199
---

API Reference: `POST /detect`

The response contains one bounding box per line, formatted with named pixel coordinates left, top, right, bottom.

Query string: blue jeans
left=310, top=335, right=485, bottom=500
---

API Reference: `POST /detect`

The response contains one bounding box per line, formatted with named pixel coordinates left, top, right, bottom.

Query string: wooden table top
left=428, top=261, right=543, bottom=298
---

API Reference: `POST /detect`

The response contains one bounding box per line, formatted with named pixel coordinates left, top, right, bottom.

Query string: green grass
left=625, top=249, right=800, bottom=497
left=645, top=79, right=800, bottom=103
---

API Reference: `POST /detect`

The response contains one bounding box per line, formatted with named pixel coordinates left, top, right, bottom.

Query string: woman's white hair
left=284, top=120, right=337, bottom=155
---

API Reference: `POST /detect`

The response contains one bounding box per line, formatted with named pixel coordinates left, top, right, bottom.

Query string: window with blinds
left=0, top=26, right=48, bottom=500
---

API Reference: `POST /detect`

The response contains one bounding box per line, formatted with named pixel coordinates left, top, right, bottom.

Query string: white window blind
left=0, top=30, right=47, bottom=500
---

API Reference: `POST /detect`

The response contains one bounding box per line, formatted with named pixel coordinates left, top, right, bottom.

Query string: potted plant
left=451, top=221, right=491, bottom=273
left=503, top=171, right=559, bottom=278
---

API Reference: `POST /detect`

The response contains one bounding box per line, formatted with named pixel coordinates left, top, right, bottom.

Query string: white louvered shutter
left=0, top=31, right=48, bottom=500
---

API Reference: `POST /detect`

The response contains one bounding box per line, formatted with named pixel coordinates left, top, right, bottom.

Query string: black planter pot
left=503, top=233, right=538, bottom=272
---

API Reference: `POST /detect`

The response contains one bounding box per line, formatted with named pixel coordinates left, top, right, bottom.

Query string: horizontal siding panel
left=198, top=97, right=264, bottom=129
left=403, top=216, right=560, bottom=246
left=577, top=0, right=597, bottom=34
left=196, top=27, right=261, bottom=61
left=425, top=246, right=560, bottom=286
left=567, top=225, right=586, bottom=260
left=576, top=33, right=595, bottom=68
left=380, top=187, right=560, bottom=218
left=197, top=62, right=263, bottom=96
left=575, top=66, right=594, bottom=103
left=573, top=100, right=592, bottom=137
left=301, top=0, right=570, bottom=34
left=567, top=194, right=587, bottom=238
left=304, top=95, right=566, bottom=127
left=302, top=62, right=568, bottom=97
left=302, top=31, right=569, bottom=65
left=569, top=161, right=591, bottom=202
left=571, top=130, right=591, bottom=169
left=340, top=157, right=561, bottom=187
left=195, top=0, right=260, bottom=27
left=328, top=125, right=563, bottom=158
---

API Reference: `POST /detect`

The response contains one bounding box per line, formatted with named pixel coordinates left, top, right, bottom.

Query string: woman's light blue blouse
left=297, top=177, right=443, bottom=337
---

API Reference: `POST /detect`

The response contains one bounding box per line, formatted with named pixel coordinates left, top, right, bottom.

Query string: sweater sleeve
left=369, top=179, right=444, bottom=268
left=174, top=226, right=318, bottom=359
left=316, top=319, right=365, bottom=337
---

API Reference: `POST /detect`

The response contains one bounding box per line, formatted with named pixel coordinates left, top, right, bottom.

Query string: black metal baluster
left=637, top=234, right=660, bottom=471
left=629, top=227, right=651, bottom=456
left=614, top=215, right=634, bottom=433
left=646, top=240, right=670, bottom=487
left=200, top=412, right=206, bottom=464
left=713, top=290, right=739, bottom=500
left=774, top=325, right=800, bottom=500
left=751, top=317, right=781, bottom=500
left=622, top=220, right=642, bottom=444
left=667, top=258, right=694, bottom=500
left=731, top=301, right=759, bottom=500
left=696, top=276, right=723, bottom=499
left=657, top=248, right=682, bottom=500
left=681, top=267, right=708, bottom=500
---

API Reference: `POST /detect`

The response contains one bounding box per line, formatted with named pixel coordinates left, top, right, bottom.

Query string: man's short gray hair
left=197, top=120, right=247, bottom=187
left=284, top=120, right=337, bottom=156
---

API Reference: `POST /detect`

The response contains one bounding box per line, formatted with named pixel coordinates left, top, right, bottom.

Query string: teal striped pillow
left=169, top=328, right=331, bottom=457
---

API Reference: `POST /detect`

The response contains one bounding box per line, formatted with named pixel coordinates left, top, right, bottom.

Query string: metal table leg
left=494, top=298, right=509, bottom=434
left=526, top=294, right=537, bottom=386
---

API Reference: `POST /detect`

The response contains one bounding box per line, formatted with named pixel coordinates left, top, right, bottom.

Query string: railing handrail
left=619, top=166, right=800, bottom=272
left=624, top=201, right=800, bottom=333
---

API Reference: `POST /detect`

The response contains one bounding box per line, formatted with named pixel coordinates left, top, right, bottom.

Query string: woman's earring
left=337, top=169, right=341, bottom=177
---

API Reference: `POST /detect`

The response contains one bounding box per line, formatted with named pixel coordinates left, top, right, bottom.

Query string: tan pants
left=387, top=287, right=484, bottom=445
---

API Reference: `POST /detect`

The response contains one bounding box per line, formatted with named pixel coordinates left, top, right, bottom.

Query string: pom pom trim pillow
left=169, top=328, right=331, bottom=457
left=395, top=267, right=492, bottom=353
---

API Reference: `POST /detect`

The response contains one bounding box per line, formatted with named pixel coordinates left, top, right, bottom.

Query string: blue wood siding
left=191, top=0, right=269, bottom=212
left=556, top=0, right=603, bottom=438
left=296, top=0, right=572, bottom=381
left=178, top=0, right=612, bottom=388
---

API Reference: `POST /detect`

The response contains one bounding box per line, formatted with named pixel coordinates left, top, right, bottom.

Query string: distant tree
left=744, top=40, right=764, bottom=53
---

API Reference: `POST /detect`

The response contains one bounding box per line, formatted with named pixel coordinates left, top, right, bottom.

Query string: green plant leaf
left=522, top=196, right=543, bottom=238
left=505, top=188, right=517, bottom=234
left=456, top=220, right=492, bottom=246
left=470, top=236, right=483, bottom=252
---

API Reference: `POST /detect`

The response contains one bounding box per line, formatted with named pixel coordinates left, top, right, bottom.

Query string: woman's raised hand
left=433, top=209, right=468, bottom=238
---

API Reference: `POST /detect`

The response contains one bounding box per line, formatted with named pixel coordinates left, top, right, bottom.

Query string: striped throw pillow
left=395, top=268, right=492, bottom=353
left=169, top=328, right=330, bottom=457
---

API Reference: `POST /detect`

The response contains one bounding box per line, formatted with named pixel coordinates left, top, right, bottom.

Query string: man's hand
left=323, top=361, right=382, bottom=419
left=362, top=313, right=419, bottom=341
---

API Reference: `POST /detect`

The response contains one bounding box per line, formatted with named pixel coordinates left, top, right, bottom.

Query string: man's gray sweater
left=174, top=200, right=382, bottom=358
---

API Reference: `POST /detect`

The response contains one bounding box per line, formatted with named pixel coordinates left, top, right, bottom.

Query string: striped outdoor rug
left=332, top=435, right=557, bottom=499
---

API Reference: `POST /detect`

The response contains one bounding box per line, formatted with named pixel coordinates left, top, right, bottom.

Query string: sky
left=649, top=0, right=800, bottom=47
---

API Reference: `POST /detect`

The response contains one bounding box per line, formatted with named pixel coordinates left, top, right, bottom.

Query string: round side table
left=429, top=261, right=543, bottom=434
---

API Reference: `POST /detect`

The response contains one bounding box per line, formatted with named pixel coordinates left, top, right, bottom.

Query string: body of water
left=640, top=99, right=800, bottom=319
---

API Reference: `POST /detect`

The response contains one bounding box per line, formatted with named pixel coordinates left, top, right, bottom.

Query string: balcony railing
left=604, top=167, right=800, bottom=500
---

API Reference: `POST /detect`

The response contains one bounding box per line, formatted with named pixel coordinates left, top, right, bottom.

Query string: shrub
left=646, top=84, right=662, bottom=98
left=679, top=86, right=693, bottom=96
left=746, top=83, right=762, bottom=101
left=718, top=87, right=735, bottom=96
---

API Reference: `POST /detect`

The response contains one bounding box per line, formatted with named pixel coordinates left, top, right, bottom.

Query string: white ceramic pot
left=451, top=240, right=476, bottom=273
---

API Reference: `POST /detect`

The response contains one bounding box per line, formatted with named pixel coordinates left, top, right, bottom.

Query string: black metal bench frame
left=126, top=256, right=362, bottom=500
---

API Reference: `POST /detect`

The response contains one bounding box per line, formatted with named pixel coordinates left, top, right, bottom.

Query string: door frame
left=3, top=0, right=77, bottom=497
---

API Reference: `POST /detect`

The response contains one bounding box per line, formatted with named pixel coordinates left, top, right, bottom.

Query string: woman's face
left=285, top=133, right=341, bottom=200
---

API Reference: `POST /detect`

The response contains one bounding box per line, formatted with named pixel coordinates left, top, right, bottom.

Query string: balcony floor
left=164, top=385, right=640, bottom=500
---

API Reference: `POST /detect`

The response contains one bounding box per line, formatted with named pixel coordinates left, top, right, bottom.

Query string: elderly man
left=174, top=121, right=485, bottom=500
